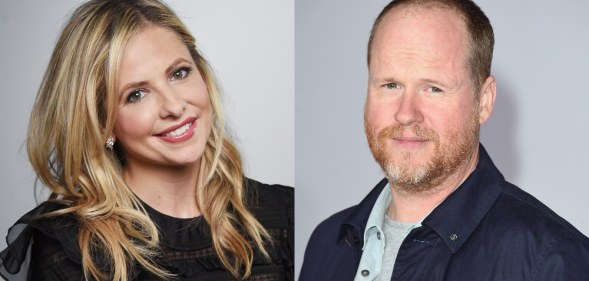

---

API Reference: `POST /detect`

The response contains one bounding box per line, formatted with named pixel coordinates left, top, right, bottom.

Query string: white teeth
left=164, top=122, right=191, bottom=137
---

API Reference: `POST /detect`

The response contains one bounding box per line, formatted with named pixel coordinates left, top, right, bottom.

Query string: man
left=299, top=0, right=589, bottom=280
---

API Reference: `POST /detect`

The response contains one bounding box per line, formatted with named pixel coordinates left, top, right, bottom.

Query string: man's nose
left=394, top=91, right=424, bottom=126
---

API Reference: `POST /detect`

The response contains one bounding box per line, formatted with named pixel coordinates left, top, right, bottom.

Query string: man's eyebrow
left=369, top=74, right=454, bottom=87
left=369, top=74, right=398, bottom=84
left=420, top=78, right=447, bottom=86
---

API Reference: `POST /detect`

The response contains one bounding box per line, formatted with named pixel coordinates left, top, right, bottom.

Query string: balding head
left=367, top=0, right=494, bottom=94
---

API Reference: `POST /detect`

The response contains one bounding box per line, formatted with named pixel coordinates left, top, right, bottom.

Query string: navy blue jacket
left=300, top=145, right=589, bottom=281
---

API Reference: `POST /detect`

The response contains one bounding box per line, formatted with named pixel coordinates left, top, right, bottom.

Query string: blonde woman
left=0, top=0, right=293, bottom=280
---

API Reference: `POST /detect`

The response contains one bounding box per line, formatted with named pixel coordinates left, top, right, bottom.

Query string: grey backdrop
left=0, top=0, right=294, bottom=252
left=295, top=0, right=589, bottom=278
left=3, top=0, right=589, bottom=278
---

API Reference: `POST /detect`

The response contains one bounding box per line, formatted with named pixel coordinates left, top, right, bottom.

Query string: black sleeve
left=276, top=184, right=294, bottom=280
left=244, top=178, right=294, bottom=281
left=30, top=229, right=84, bottom=281
left=0, top=202, right=84, bottom=281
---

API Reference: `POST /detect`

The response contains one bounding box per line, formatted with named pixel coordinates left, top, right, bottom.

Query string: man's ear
left=478, top=75, right=496, bottom=124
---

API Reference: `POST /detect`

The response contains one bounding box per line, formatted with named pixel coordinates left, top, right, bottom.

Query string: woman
left=0, top=0, right=293, bottom=280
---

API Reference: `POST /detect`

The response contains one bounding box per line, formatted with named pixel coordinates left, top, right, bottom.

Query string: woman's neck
left=123, top=161, right=201, bottom=218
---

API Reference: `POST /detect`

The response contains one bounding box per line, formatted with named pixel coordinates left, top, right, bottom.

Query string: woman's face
left=113, top=25, right=213, bottom=172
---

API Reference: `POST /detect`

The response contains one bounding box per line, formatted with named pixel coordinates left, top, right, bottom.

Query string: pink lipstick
left=156, top=117, right=197, bottom=143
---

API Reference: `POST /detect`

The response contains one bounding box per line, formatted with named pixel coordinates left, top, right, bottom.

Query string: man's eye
left=171, top=67, right=192, bottom=80
left=384, top=82, right=399, bottom=89
left=427, top=86, right=444, bottom=93
left=126, top=89, right=147, bottom=103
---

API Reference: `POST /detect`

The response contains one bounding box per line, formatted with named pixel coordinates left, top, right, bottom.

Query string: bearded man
left=299, top=0, right=589, bottom=280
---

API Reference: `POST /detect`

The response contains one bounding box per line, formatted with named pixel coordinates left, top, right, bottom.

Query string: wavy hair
left=27, top=0, right=270, bottom=279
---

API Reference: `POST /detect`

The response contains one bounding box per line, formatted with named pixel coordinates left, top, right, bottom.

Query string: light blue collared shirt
left=353, top=186, right=390, bottom=280
left=353, top=186, right=422, bottom=281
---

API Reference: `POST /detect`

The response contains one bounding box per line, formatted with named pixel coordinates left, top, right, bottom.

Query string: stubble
left=365, top=114, right=480, bottom=194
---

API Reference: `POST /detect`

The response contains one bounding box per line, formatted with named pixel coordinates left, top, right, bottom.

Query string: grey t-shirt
left=374, top=216, right=418, bottom=281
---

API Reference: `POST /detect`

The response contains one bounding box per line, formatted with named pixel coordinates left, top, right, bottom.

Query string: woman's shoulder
left=243, top=178, right=294, bottom=279
left=245, top=177, right=293, bottom=202
left=243, top=177, right=292, bottom=228
left=0, top=201, right=83, bottom=280
left=243, top=178, right=293, bottom=214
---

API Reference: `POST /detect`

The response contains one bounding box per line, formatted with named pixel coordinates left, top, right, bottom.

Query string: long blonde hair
left=27, top=0, right=270, bottom=279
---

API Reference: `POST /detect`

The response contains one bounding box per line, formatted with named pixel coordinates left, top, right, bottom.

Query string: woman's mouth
left=156, top=117, right=197, bottom=143
left=163, top=122, right=192, bottom=137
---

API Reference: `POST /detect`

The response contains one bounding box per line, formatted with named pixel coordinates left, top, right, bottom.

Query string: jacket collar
left=339, top=144, right=506, bottom=253
left=423, top=144, right=505, bottom=253
left=339, top=178, right=388, bottom=247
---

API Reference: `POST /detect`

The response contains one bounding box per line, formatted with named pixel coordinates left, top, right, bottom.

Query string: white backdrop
left=295, top=0, right=589, bottom=278
left=0, top=0, right=294, bottom=252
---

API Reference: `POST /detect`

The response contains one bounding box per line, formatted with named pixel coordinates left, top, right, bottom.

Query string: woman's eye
left=384, top=82, right=399, bottom=89
left=171, top=67, right=192, bottom=80
left=126, top=89, right=147, bottom=103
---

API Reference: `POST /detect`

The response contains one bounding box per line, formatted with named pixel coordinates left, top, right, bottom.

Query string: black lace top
left=0, top=179, right=293, bottom=280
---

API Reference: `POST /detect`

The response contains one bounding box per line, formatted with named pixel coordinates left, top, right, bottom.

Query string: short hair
left=367, top=0, right=494, bottom=94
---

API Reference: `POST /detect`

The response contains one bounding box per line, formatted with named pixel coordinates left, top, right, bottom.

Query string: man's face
left=365, top=6, right=487, bottom=193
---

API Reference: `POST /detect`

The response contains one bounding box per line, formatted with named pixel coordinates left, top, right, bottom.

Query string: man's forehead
left=372, top=6, right=467, bottom=55
left=378, top=3, right=465, bottom=33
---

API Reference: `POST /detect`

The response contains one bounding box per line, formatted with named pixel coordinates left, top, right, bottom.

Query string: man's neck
left=387, top=151, right=479, bottom=223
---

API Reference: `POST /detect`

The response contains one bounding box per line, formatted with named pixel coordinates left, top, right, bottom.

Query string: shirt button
left=361, top=269, right=370, bottom=277
left=450, top=233, right=459, bottom=241
left=377, top=231, right=382, bottom=240
left=354, top=236, right=360, bottom=244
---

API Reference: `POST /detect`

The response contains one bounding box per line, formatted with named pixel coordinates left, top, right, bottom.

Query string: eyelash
left=125, top=66, right=193, bottom=103
left=384, top=82, right=400, bottom=89
left=382, top=83, right=445, bottom=95
left=126, top=88, right=147, bottom=103
left=171, top=66, right=192, bottom=81
left=427, top=86, right=444, bottom=94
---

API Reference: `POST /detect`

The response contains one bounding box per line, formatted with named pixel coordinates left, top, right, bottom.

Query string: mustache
left=377, top=124, right=439, bottom=142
